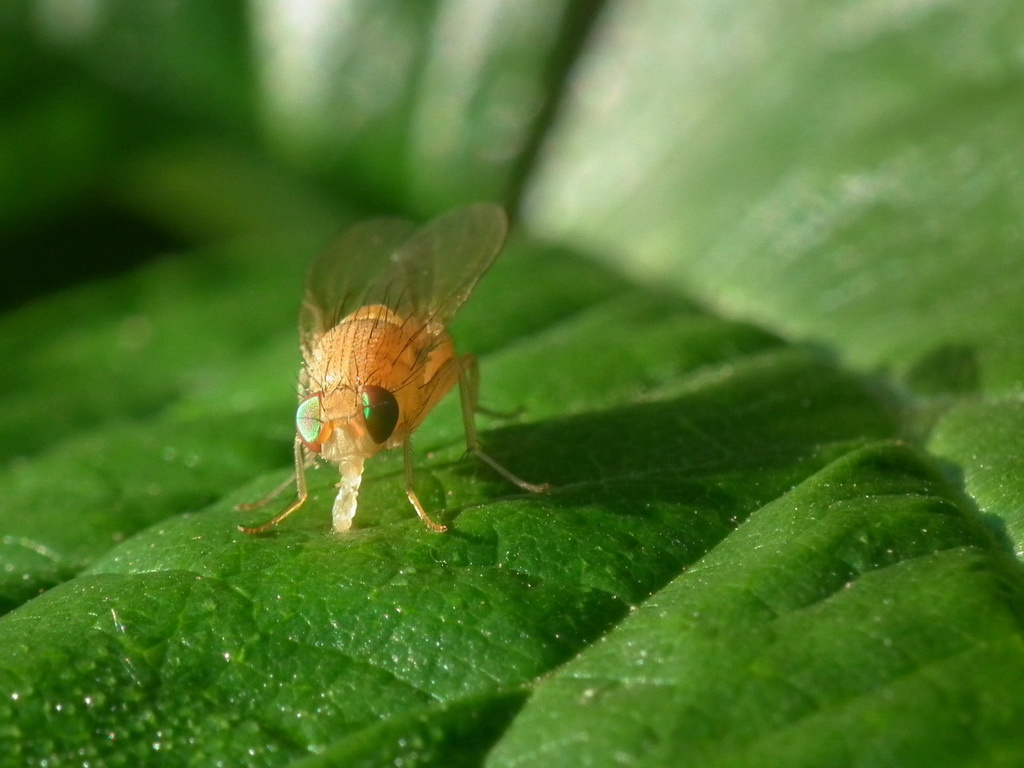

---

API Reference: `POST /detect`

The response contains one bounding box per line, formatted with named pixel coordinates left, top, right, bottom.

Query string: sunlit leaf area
left=3, top=1, right=1024, bottom=766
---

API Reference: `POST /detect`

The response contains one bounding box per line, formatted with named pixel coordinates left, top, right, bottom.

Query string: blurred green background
left=6, top=0, right=1024, bottom=395
left=0, top=0, right=599, bottom=311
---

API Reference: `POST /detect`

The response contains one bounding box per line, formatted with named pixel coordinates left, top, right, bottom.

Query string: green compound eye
left=296, top=395, right=324, bottom=450
left=361, top=386, right=399, bottom=444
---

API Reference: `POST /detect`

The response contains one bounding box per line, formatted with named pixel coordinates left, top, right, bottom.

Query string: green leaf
left=0, top=227, right=899, bottom=763
left=525, top=1, right=1024, bottom=394
left=487, top=443, right=1024, bottom=766
left=928, top=399, right=1024, bottom=556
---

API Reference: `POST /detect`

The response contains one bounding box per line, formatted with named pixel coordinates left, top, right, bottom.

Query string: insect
left=238, top=202, right=547, bottom=534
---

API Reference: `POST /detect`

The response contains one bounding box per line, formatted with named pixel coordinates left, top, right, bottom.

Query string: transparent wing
left=388, top=202, right=508, bottom=327
left=299, top=216, right=417, bottom=353
left=300, top=203, right=508, bottom=353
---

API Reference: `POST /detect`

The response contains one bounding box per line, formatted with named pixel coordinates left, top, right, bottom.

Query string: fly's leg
left=237, top=437, right=314, bottom=534
left=403, top=438, right=447, bottom=532
left=458, top=354, right=549, bottom=494
left=460, top=353, right=523, bottom=420
left=235, top=471, right=296, bottom=512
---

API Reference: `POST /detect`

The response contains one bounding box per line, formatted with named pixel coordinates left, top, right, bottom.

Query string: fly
left=238, top=202, right=547, bottom=534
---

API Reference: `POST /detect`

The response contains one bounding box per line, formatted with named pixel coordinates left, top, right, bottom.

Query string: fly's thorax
left=306, top=305, right=421, bottom=392
left=305, top=303, right=459, bottom=440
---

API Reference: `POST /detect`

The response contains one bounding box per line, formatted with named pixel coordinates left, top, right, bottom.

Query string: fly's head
left=295, top=385, right=401, bottom=462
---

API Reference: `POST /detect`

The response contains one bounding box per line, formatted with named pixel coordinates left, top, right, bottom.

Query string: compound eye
left=361, top=386, right=399, bottom=444
left=296, top=394, right=330, bottom=451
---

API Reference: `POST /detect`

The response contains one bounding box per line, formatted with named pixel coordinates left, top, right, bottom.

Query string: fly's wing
left=299, top=216, right=418, bottom=355
left=387, top=202, right=508, bottom=327
left=299, top=203, right=508, bottom=357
